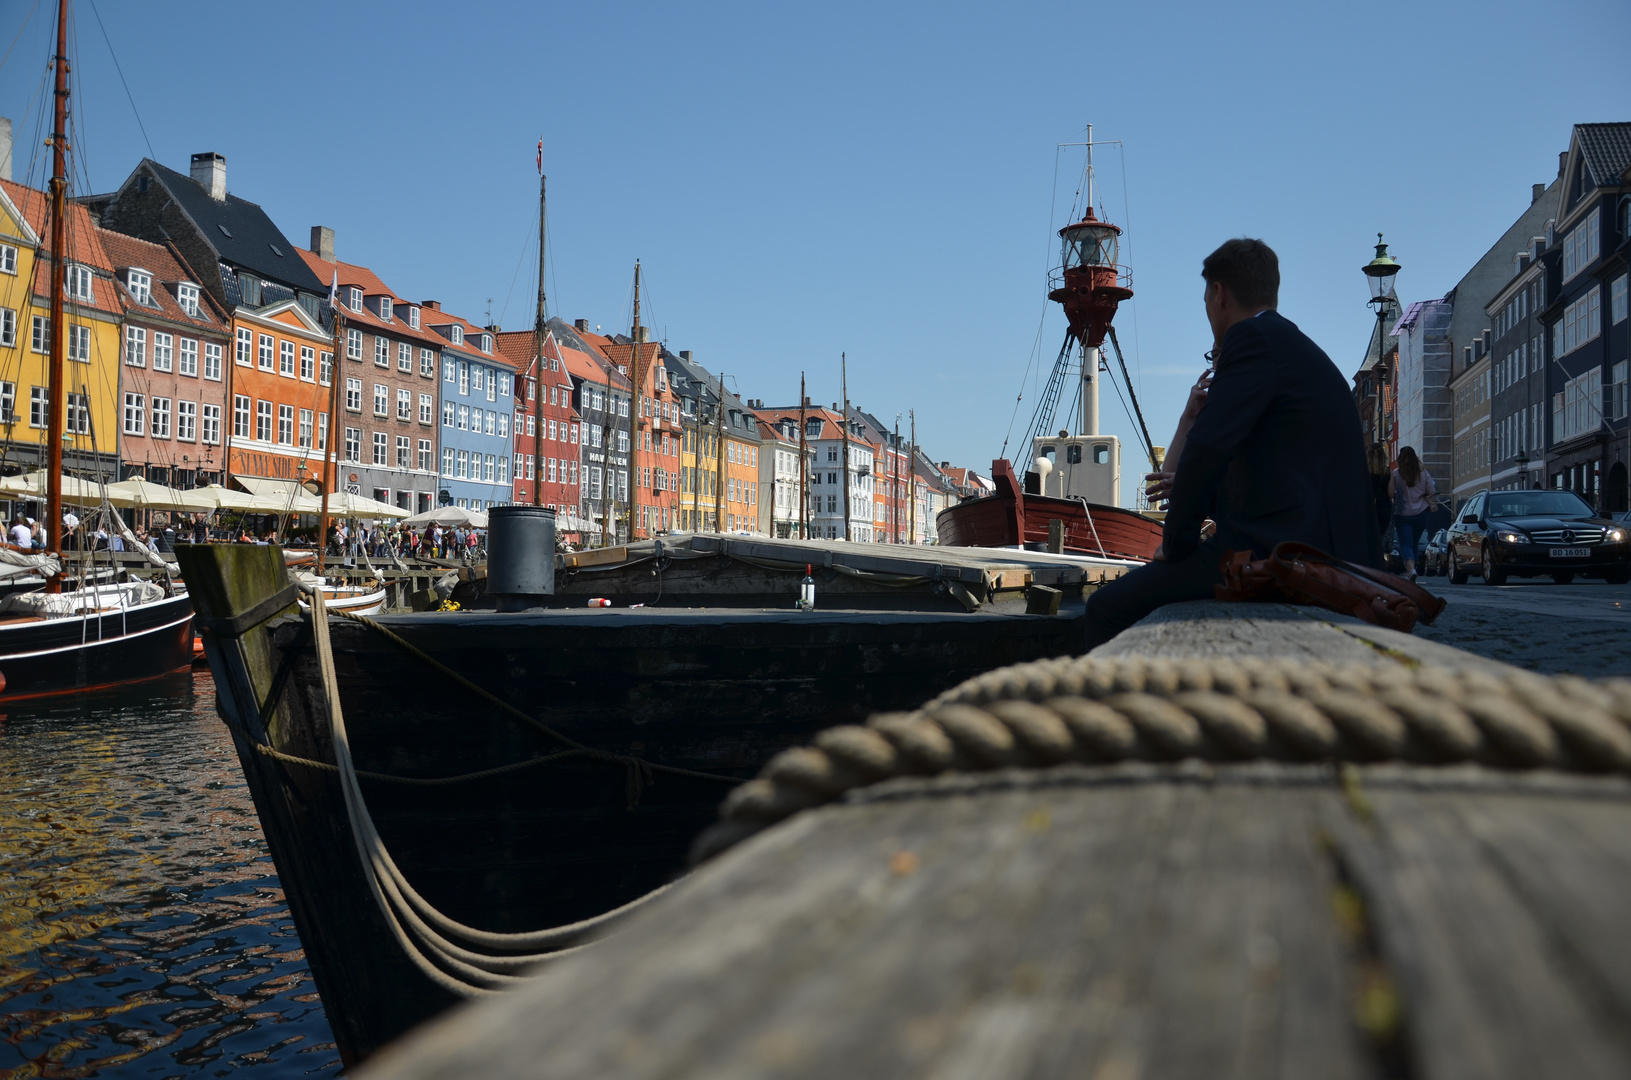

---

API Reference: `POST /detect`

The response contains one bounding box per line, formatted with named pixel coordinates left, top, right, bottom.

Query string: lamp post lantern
left=1361, top=234, right=1401, bottom=452
left=1515, top=448, right=1532, bottom=490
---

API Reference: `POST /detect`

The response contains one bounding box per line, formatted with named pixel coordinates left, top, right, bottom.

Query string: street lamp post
left=1362, top=234, right=1402, bottom=453
left=1515, top=448, right=1532, bottom=490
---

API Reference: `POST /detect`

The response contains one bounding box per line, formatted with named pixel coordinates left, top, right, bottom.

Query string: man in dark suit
left=1083, top=238, right=1381, bottom=649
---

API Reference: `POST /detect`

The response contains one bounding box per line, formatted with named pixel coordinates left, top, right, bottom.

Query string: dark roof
left=1575, top=123, right=1631, bottom=185
left=142, top=160, right=325, bottom=295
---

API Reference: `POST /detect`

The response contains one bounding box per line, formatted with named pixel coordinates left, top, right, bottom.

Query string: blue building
left=425, top=308, right=513, bottom=510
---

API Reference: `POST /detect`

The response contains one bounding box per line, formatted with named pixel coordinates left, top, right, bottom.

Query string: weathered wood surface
left=353, top=601, right=1631, bottom=1080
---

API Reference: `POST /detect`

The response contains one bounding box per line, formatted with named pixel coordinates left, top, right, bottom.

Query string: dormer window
left=347, top=286, right=363, bottom=312
left=64, top=263, right=94, bottom=302
left=239, top=275, right=262, bottom=306
left=450, top=325, right=463, bottom=346
left=126, top=269, right=152, bottom=305
left=408, top=307, right=420, bottom=330
left=177, top=282, right=200, bottom=317
left=479, top=333, right=492, bottom=354
left=380, top=297, right=394, bottom=322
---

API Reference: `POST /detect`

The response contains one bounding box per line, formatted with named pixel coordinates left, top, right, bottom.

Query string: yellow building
left=0, top=180, right=125, bottom=481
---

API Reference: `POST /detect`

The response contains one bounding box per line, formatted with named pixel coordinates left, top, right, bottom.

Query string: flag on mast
left=536, top=138, right=543, bottom=175
left=327, top=269, right=339, bottom=312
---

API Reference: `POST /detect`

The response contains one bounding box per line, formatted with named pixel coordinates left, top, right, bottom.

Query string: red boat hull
left=936, top=460, right=1162, bottom=562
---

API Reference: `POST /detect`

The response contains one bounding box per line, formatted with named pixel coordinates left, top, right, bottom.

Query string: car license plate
left=1550, top=547, right=1590, bottom=558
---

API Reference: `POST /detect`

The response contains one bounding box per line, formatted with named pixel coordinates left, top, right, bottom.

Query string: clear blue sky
left=3, top=0, right=1628, bottom=482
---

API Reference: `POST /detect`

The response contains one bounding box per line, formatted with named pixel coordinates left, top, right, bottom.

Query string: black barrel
left=487, top=506, right=556, bottom=612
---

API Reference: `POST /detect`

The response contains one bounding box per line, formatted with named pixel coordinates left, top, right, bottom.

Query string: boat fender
left=0, top=670, right=7, bottom=696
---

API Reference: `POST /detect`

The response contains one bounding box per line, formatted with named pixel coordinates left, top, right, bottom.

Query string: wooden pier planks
left=356, top=601, right=1631, bottom=1080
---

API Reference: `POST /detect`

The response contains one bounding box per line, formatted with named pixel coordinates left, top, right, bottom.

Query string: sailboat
left=937, top=132, right=1163, bottom=563
left=0, top=0, right=195, bottom=700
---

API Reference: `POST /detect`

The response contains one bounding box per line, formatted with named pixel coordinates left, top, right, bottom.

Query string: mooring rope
left=689, top=653, right=1631, bottom=863
left=297, top=583, right=685, bottom=999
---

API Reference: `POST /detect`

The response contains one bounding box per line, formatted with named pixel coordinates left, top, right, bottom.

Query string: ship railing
left=1047, top=264, right=1134, bottom=293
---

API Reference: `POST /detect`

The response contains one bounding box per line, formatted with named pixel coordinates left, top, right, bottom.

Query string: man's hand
left=1182, top=369, right=1214, bottom=421
left=1143, top=470, right=1175, bottom=506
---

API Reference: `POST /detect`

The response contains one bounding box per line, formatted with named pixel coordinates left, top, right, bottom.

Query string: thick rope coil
left=690, top=654, right=1631, bottom=864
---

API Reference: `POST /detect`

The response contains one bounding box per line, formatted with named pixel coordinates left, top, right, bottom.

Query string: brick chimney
left=422, top=300, right=440, bottom=310
left=574, top=318, right=589, bottom=332
left=311, top=225, right=335, bottom=261
left=0, top=117, right=11, bottom=182
left=1532, top=183, right=1545, bottom=204
left=190, top=152, right=227, bottom=201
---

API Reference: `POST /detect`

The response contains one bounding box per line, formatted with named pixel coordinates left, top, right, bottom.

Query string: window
left=0, top=381, right=17, bottom=422
left=233, top=395, right=250, bottom=437
left=373, top=383, right=388, bottom=416
left=1561, top=286, right=1602, bottom=355
left=397, top=342, right=412, bottom=372
left=526, top=414, right=535, bottom=436
left=28, top=385, right=48, bottom=428
left=277, top=404, right=293, bottom=445
left=396, top=435, right=410, bottom=467
left=498, top=414, right=509, bottom=439
left=151, top=397, right=172, bottom=439
left=458, top=404, right=470, bottom=430
left=300, top=345, right=315, bottom=381
left=374, top=335, right=389, bottom=367
left=527, top=455, right=536, bottom=480
left=235, top=326, right=253, bottom=365
left=459, top=362, right=469, bottom=395
left=397, top=388, right=411, bottom=420
left=345, top=427, right=361, bottom=462
left=443, top=448, right=456, bottom=477
left=348, top=286, right=363, bottom=312
left=485, top=410, right=495, bottom=436
left=125, top=325, right=147, bottom=367
left=421, top=348, right=435, bottom=377
left=1558, top=368, right=1604, bottom=442
left=177, top=282, right=200, bottom=317
left=299, top=408, right=313, bottom=448
left=372, top=431, right=387, bottom=465
left=485, top=454, right=496, bottom=482
left=1613, top=274, right=1628, bottom=326
left=549, top=419, right=558, bottom=441
left=320, top=351, right=333, bottom=386
left=67, top=324, right=89, bottom=363
left=450, top=325, right=463, bottom=346
left=500, top=373, right=512, bottom=397
left=0, top=244, right=15, bottom=274
left=65, top=392, right=88, bottom=434
left=514, top=453, right=525, bottom=480
left=444, top=357, right=456, bottom=382
left=256, top=400, right=272, bottom=442
left=1562, top=207, right=1601, bottom=282
left=123, top=392, right=145, bottom=435
left=486, top=372, right=497, bottom=402
left=497, top=455, right=508, bottom=484
left=178, top=337, right=198, bottom=377
left=27, top=314, right=46, bottom=354
left=257, top=333, right=274, bottom=370
left=239, top=275, right=262, bottom=306
left=480, top=333, right=492, bottom=354
left=408, top=307, right=420, bottom=330
left=204, top=342, right=222, bottom=381
left=443, top=401, right=455, bottom=427
left=346, top=377, right=362, bottom=411
left=202, top=403, right=221, bottom=445
left=569, top=461, right=578, bottom=485
left=380, top=297, right=393, bottom=322
left=420, top=394, right=433, bottom=424
left=418, top=439, right=432, bottom=471
left=471, top=366, right=484, bottom=395
left=317, top=414, right=328, bottom=451
left=65, top=263, right=93, bottom=301
left=347, top=327, right=363, bottom=360
left=280, top=340, right=295, bottom=376
left=126, top=269, right=152, bottom=305
left=0, top=307, right=12, bottom=347
left=177, top=400, right=197, bottom=441
left=1613, top=362, right=1629, bottom=423
left=456, top=449, right=469, bottom=479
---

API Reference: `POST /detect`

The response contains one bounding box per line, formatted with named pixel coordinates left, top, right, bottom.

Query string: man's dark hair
left=1201, top=238, right=1279, bottom=310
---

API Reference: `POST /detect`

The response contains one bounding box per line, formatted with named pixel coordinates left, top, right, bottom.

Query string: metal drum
left=487, top=505, right=556, bottom=611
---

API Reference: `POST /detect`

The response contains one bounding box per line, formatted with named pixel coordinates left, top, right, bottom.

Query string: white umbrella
left=322, top=490, right=409, bottom=519
left=0, top=469, right=110, bottom=504
left=403, top=505, right=486, bottom=528
left=102, top=477, right=222, bottom=512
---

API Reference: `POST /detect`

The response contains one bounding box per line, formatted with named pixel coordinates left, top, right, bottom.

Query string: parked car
left=1420, top=529, right=1451, bottom=576
left=1446, top=489, right=1631, bottom=585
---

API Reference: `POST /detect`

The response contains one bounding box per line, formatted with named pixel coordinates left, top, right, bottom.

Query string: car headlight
left=1607, top=527, right=1627, bottom=543
left=1496, top=530, right=1527, bottom=544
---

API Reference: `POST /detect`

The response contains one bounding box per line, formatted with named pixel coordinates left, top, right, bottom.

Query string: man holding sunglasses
left=1083, top=238, right=1382, bottom=649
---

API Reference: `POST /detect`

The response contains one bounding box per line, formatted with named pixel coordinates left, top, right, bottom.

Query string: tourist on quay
left=430, top=524, right=443, bottom=558
left=9, top=514, right=32, bottom=549
left=1084, top=238, right=1379, bottom=649
left=1388, top=446, right=1436, bottom=583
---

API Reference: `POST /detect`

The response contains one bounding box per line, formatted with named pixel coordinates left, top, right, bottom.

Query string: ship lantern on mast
left=1048, top=206, right=1133, bottom=350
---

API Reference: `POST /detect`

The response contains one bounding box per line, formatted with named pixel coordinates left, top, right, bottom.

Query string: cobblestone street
left=1414, top=578, right=1631, bottom=676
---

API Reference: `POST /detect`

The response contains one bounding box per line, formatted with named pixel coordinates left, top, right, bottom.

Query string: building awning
left=235, top=475, right=316, bottom=498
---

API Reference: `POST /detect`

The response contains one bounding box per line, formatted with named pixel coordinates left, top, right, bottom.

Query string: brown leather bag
left=1215, top=541, right=1448, bottom=633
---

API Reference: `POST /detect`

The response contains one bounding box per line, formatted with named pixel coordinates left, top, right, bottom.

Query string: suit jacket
left=1163, top=310, right=1382, bottom=568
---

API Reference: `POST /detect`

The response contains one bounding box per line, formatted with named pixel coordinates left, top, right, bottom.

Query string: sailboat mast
left=840, top=354, right=850, bottom=542
left=533, top=167, right=546, bottom=507
left=798, top=372, right=807, bottom=539
left=318, top=309, right=344, bottom=574
left=629, top=262, right=641, bottom=538
left=44, top=0, right=70, bottom=589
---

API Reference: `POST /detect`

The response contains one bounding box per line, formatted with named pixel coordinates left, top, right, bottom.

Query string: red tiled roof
left=294, top=247, right=445, bottom=347
left=752, top=405, right=845, bottom=441
left=95, top=228, right=230, bottom=335
left=3, top=179, right=112, bottom=270
left=494, top=330, right=575, bottom=392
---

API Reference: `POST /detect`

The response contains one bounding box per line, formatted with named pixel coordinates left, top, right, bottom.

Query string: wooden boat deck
left=356, top=602, right=1631, bottom=1080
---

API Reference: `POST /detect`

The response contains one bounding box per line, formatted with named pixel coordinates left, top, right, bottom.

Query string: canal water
left=0, top=668, right=341, bottom=1078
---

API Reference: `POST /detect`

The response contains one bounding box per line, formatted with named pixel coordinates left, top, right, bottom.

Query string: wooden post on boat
left=319, top=304, right=345, bottom=576
left=908, top=409, right=916, bottom=545
left=533, top=158, right=546, bottom=510
left=43, top=0, right=69, bottom=591
left=1047, top=518, right=1064, bottom=554
left=840, top=353, right=851, bottom=542
left=629, top=262, right=642, bottom=539
left=798, top=373, right=808, bottom=540
left=713, top=373, right=725, bottom=533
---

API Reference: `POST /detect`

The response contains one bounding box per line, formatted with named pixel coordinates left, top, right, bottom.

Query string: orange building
left=599, top=336, right=682, bottom=537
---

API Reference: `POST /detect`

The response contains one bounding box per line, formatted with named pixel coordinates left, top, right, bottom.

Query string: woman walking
left=1387, top=446, right=1436, bottom=582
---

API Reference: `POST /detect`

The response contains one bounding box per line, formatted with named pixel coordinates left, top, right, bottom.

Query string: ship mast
left=44, top=0, right=70, bottom=591
left=533, top=157, right=546, bottom=507
left=629, top=262, right=641, bottom=538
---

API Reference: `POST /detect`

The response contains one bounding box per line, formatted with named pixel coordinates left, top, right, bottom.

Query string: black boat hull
left=0, top=593, right=195, bottom=700
left=178, top=543, right=1095, bottom=1064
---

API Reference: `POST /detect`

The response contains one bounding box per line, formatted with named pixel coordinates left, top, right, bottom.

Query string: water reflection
left=0, top=669, right=340, bottom=1077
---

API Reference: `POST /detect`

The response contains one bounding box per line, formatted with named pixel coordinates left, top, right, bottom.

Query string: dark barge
left=177, top=535, right=1126, bottom=1064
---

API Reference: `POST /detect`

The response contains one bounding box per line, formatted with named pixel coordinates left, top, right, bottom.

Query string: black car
left=1446, top=489, right=1631, bottom=585
left=1421, top=529, right=1450, bottom=576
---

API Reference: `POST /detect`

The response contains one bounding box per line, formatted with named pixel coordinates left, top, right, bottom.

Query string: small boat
left=180, top=533, right=1126, bottom=1064
left=294, top=573, right=387, bottom=616
left=938, top=459, right=1163, bottom=561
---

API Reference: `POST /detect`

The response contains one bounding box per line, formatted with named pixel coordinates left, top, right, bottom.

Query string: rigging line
left=495, top=199, right=539, bottom=330
left=0, top=0, right=42, bottom=77
left=1105, top=326, right=1155, bottom=465
left=84, top=0, right=153, bottom=163
left=1116, top=144, right=1145, bottom=400
left=1101, top=340, right=1152, bottom=464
